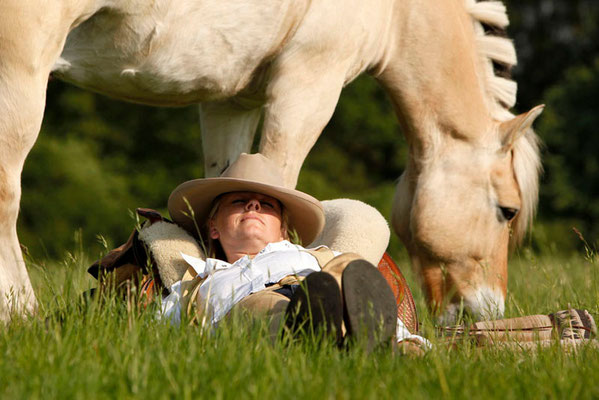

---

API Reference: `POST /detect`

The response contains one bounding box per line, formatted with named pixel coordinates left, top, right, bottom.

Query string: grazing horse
left=0, top=0, right=542, bottom=322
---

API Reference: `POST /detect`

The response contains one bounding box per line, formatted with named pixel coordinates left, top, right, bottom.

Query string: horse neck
left=377, top=0, right=493, bottom=154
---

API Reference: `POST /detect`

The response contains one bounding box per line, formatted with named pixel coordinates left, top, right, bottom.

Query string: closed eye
left=261, top=201, right=275, bottom=209
left=499, top=206, right=519, bottom=221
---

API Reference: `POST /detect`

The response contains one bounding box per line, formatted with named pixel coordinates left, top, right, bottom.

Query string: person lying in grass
left=163, top=153, right=427, bottom=349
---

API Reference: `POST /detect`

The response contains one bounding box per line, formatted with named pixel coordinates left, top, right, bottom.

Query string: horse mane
left=467, top=0, right=542, bottom=247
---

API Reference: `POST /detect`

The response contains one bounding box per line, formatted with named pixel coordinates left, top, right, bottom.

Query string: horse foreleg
left=200, top=100, right=262, bottom=177
left=258, top=59, right=346, bottom=188
left=0, top=0, right=75, bottom=320
left=0, top=75, right=48, bottom=320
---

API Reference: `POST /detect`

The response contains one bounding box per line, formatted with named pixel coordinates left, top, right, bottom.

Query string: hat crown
left=222, top=153, right=286, bottom=187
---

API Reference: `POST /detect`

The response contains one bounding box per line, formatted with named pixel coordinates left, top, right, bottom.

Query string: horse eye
left=499, top=207, right=519, bottom=221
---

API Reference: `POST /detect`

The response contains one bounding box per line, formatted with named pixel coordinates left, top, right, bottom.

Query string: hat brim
left=167, top=177, right=325, bottom=245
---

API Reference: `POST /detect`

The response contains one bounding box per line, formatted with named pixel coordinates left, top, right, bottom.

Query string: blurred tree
left=536, top=58, right=599, bottom=246
left=505, top=0, right=599, bottom=110
left=20, top=135, right=132, bottom=259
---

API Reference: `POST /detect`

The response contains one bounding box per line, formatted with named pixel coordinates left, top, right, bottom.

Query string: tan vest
left=178, top=246, right=338, bottom=324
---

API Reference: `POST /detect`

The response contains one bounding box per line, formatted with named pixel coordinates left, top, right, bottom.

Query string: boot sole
left=343, top=260, right=397, bottom=350
left=285, top=272, right=343, bottom=342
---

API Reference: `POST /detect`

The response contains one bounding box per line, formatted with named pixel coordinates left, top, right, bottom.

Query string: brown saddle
left=87, top=208, right=168, bottom=297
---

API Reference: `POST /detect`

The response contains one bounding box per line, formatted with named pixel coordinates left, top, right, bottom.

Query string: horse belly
left=53, top=1, right=299, bottom=106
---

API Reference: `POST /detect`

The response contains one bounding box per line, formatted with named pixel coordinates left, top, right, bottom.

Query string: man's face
left=209, top=192, right=286, bottom=257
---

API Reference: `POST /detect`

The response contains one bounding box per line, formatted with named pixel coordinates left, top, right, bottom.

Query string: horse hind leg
left=200, top=100, right=262, bottom=177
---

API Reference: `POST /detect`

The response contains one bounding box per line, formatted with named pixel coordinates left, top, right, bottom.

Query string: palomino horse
left=0, top=0, right=542, bottom=323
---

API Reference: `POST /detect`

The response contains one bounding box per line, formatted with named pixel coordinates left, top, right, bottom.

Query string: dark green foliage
left=19, top=135, right=132, bottom=258
left=505, top=0, right=599, bottom=110
left=537, top=58, right=599, bottom=248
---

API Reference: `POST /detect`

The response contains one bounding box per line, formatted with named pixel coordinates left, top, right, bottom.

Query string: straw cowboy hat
left=168, top=153, right=325, bottom=245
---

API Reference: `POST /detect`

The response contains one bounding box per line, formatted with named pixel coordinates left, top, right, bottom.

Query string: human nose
left=245, top=199, right=260, bottom=211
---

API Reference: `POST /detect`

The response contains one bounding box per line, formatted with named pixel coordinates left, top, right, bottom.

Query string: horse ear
left=499, top=105, right=544, bottom=152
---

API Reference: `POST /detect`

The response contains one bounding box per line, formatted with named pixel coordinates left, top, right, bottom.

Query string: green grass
left=1, top=245, right=598, bottom=400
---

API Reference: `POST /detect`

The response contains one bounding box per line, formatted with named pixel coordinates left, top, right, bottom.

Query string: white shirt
left=161, top=240, right=337, bottom=325
left=160, top=240, right=430, bottom=348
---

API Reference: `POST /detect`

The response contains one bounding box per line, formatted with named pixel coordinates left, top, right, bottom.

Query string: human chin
left=236, top=222, right=267, bottom=239
left=242, top=224, right=282, bottom=243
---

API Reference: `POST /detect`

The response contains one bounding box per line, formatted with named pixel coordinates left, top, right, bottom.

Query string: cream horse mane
left=467, top=0, right=541, bottom=247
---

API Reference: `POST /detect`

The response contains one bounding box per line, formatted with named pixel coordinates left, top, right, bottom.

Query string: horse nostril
left=499, top=207, right=518, bottom=221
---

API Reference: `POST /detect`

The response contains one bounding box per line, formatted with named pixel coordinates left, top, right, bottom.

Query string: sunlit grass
left=1, top=244, right=598, bottom=399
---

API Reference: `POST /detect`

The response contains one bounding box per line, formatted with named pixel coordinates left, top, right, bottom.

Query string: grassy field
left=1, top=242, right=598, bottom=400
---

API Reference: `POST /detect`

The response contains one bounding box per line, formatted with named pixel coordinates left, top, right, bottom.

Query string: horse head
left=392, top=106, right=543, bottom=323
